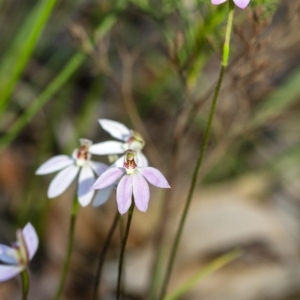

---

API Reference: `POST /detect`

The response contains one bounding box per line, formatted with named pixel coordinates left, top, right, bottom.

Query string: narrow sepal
left=138, top=167, right=170, bottom=188
left=132, top=172, right=150, bottom=212
left=116, top=175, right=133, bottom=214
left=36, top=155, right=73, bottom=175
left=47, top=165, right=79, bottom=198
left=78, top=165, right=95, bottom=207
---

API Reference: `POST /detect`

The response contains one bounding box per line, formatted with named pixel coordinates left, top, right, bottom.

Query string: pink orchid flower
left=91, top=149, right=170, bottom=214
left=0, top=223, right=38, bottom=282
left=211, top=0, right=250, bottom=9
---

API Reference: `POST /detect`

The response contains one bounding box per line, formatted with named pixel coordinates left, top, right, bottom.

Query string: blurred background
left=1, top=0, right=300, bottom=299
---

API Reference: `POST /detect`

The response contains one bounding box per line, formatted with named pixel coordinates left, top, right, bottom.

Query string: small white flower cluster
left=35, top=119, right=170, bottom=213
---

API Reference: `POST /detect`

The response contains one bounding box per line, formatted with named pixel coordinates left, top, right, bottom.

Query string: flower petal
left=22, top=223, right=38, bottom=260
left=99, top=119, right=131, bottom=141
left=77, top=165, right=95, bottom=207
left=89, top=141, right=125, bottom=155
left=211, top=0, right=227, bottom=4
left=91, top=168, right=124, bottom=189
left=116, top=175, right=133, bottom=214
left=0, top=265, right=23, bottom=282
left=92, top=185, right=113, bottom=207
left=138, top=167, right=170, bottom=188
left=137, top=152, right=148, bottom=167
left=132, top=172, right=150, bottom=212
left=233, top=0, right=250, bottom=9
left=0, top=245, right=18, bottom=265
left=47, top=165, right=79, bottom=198
left=35, top=155, right=74, bottom=175
left=88, top=161, right=108, bottom=176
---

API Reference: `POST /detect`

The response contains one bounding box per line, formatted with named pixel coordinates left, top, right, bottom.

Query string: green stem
left=116, top=204, right=134, bottom=300
left=53, top=196, right=80, bottom=300
left=92, top=210, right=119, bottom=300
left=159, top=2, right=235, bottom=298
left=20, top=268, right=30, bottom=300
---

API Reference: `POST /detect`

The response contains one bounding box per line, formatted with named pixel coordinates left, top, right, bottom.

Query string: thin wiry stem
left=116, top=203, right=134, bottom=300
left=53, top=196, right=80, bottom=300
left=159, top=1, right=235, bottom=298
left=92, top=210, right=119, bottom=300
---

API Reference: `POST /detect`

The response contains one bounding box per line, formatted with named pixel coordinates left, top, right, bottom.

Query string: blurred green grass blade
left=164, top=249, right=242, bottom=300
left=0, top=15, right=117, bottom=151
left=248, top=68, right=300, bottom=130
left=0, top=0, right=57, bottom=113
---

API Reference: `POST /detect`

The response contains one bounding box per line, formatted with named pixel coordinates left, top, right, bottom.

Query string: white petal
left=36, top=155, right=74, bottom=175
left=0, top=245, right=18, bottom=265
left=22, top=223, right=38, bottom=260
left=92, top=185, right=114, bottom=207
left=138, top=167, right=170, bottom=188
left=91, top=168, right=124, bottom=189
left=0, top=265, right=23, bottom=282
left=47, top=165, right=79, bottom=198
left=89, top=141, right=125, bottom=155
left=88, top=161, right=108, bottom=176
left=116, top=175, right=133, bottom=214
left=77, top=165, right=95, bottom=207
left=137, top=152, right=148, bottom=167
left=99, top=119, right=131, bottom=141
left=132, top=172, right=150, bottom=212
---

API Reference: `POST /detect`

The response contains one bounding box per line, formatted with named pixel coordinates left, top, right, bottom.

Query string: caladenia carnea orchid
left=211, top=0, right=250, bottom=9
left=36, top=138, right=112, bottom=207
left=89, top=119, right=149, bottom=167
left=0, top=223, right=38, bottom=300
left=91, top=149, right=170, bottom=214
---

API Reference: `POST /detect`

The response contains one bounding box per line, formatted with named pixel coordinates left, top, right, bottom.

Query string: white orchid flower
left=89, top=119, right=149, bottom=167
left=36, top=139, right=112, bottom=207
left=0, top=223, right=38, bottom=282
left=91, top=149, right=170, bottom=214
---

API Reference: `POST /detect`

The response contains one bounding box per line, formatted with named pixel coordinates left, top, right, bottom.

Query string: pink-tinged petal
left=77, top=165, right=95, bottom=207
left=138, top=167, right=170, bottom=188
left=91, top=168, right=124, bottom=189
left=211, top=0, right=227, bottom=4
left=47, top=165, right=79, bottom=198
left=233, top=0, right=250, bottom=9
left=92, top=185, right=113, bottom=207
left=117, top=175, right=133, bottom=214
left=35, top=155, right=74, bottom=175
left=0, top=245, right=18, bottom=265
left=0, top=265, right=23, bottom=282
left=99, top=119, right=131, bottom=141
left=137, top=152, right=148, bottom=167
left=89, top=141, right=125, bottom=155
left=132, top=172, right=150, bottom=212
left=22, top=223, right=38, bottom=260
left=88, top=161, right=108, bottom=176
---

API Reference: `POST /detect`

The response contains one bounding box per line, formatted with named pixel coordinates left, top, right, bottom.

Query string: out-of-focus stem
left=20, top=268, right=30, bottom=300
left=92, top=210, right=119, bottom=300
left=53, top=196, right=80, bottom=300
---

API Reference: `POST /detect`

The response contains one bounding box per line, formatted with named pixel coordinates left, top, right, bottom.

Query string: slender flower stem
left=92, top=210, right=119, bottom=300
left=159, top=1, right=235, bottom=298
left=116, top=203, right=134, bottom=300
left=20, top=269, right=30, bottom=300
left=53, top=196, right=80, bottom=300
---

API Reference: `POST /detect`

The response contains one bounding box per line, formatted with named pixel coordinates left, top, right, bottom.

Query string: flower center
left=124, top=149, right=137, bottom=174
left=125, top=131, right=145, bottom=151
left=75, top=139, right=92, bottom=167
left=13, top=230, right=29, bottom=266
